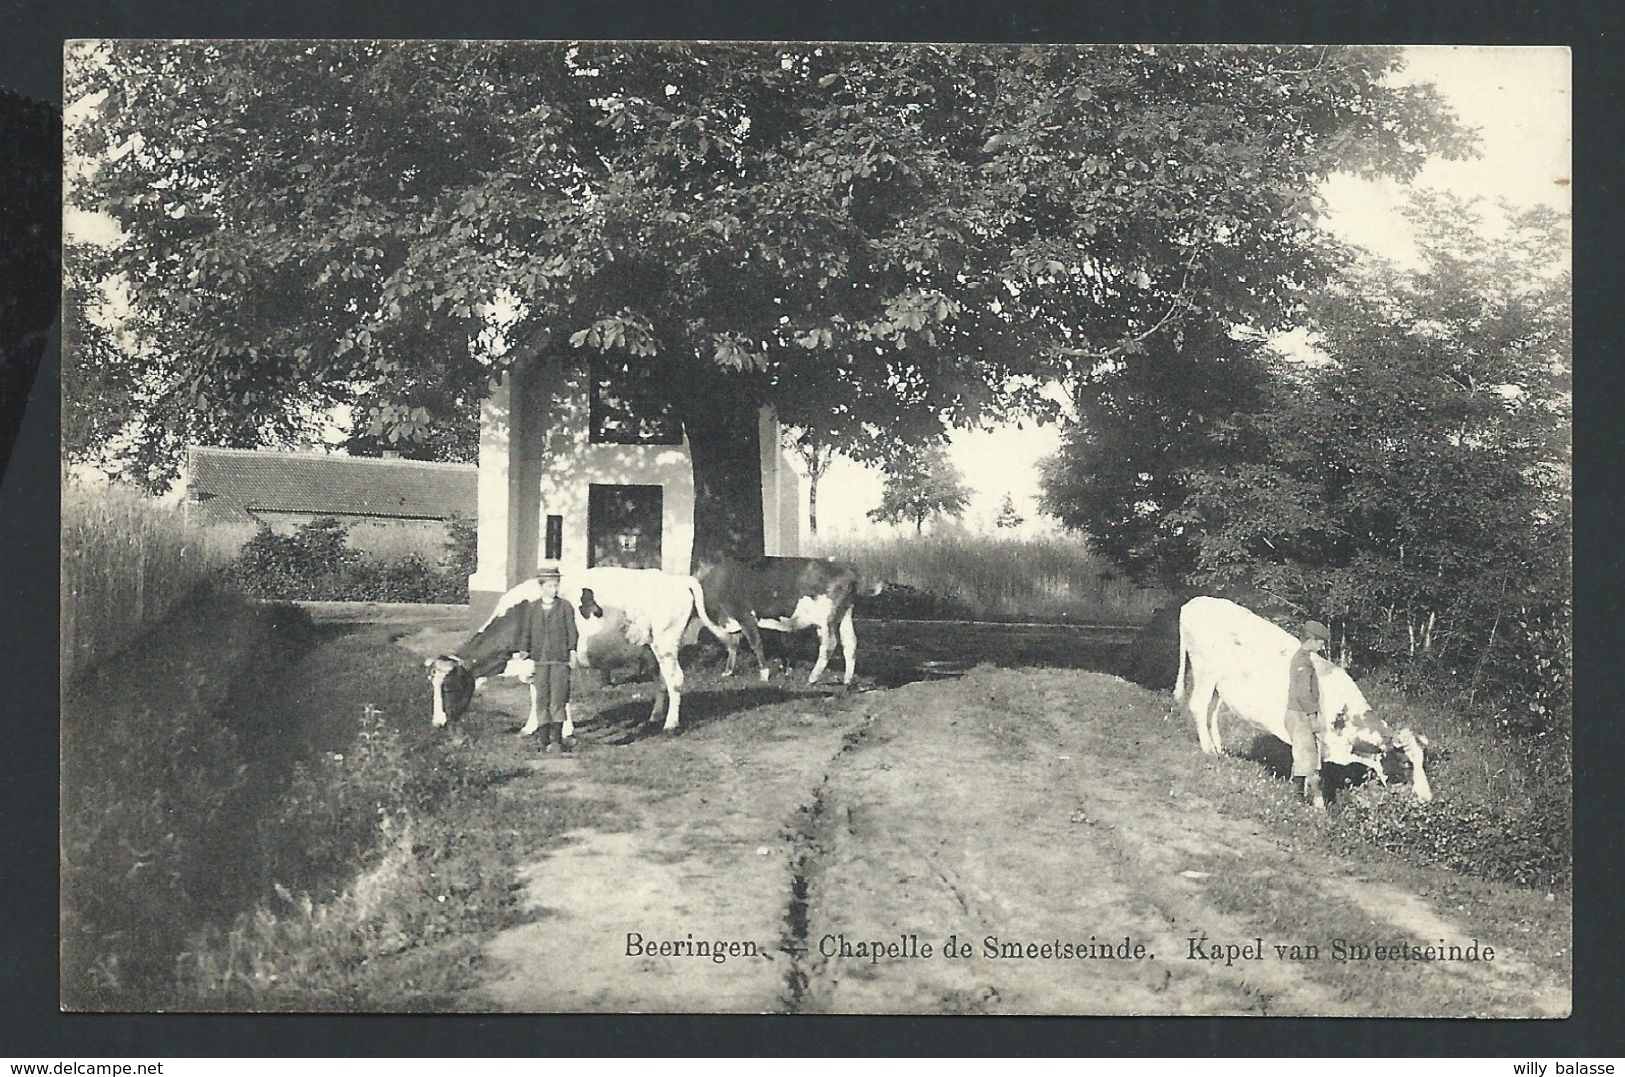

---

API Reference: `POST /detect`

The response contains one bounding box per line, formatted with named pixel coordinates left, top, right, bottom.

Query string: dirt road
left=391, top=619, right=1570, bottom=1017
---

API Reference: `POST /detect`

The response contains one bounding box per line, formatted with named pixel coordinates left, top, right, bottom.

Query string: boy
left=524, top=565, right=579, bottom=754
left=1286, top=619, right=1331, bottom=810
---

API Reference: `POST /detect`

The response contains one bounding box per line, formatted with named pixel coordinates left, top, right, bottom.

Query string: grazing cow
left=697, top=556, right=876, bottom=686
left=425, top=567, right=724, bottom=733
left=1174, top=596, right=1432, bottom=802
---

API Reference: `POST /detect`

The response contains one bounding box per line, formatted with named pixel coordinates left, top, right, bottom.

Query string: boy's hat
left=536, top=564, right=563, bottom=581
left=1302, top=619, right=1331, bottom=642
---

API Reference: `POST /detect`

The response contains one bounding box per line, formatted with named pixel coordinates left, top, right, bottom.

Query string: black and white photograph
left=59, top=40, right=1572, bottom=1017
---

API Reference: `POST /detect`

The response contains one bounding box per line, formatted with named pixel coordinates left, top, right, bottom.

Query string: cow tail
left=684, top=576, right=729, bottom=638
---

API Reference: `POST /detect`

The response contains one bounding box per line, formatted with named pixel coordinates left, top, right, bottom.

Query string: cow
left=1174, top=596, right=1433, bottom=802
left=424, top=567, right=725, bottom=733
left=696, top=556, right=877, bottom=686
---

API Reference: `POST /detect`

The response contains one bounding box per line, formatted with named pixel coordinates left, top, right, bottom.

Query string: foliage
left=783, top=426, right=837, bottom=536
left=867, top=444, right=972, bottom=533
left=226, top=517, right=359, bottom=598
left=1337, top=783, right=1568, bottom=891
left=1170, top=194, right=1570, bottom=723
left=339, top=381, right=479, bottom=462
left=994, top=492, right=1024, bottom=529
left=442, top=513, right=479, bottom=580
left=224, top=517, right=468, bottom=603
left=1039, top=317, right=1275, bottom=582
left=61, top=480, right=227, bottom=686
left=65, top=41, right=1471, bottom=562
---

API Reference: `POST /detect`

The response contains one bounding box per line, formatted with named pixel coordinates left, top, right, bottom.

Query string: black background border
left=5, top=0, right=1620, bottom=1057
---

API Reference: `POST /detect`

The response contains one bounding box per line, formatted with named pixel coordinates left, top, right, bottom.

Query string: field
left=60, top=481, right=226, bottom=687
left=814, top=531, right=1168, bottom=623
left=59, top=595, right=1571, bottom=1015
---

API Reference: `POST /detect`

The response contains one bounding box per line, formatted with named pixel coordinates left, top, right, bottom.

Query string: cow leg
left=652, top=645, right=685, bottom=731
left=520, top=677, right=541, bottom=736
left=643, top=648, right=668, bottom=726
left=721, top=631, right=742, bottom=677
left=838, top=608, right=858, bottom=686
left=807, top=622, right=833, bottom=684
left=1191, top=678, right=1219, bottom=754
left=737, top=613, right=772, bottom=682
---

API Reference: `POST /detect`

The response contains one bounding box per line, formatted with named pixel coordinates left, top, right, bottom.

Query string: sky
left=810, top=45, right=1573, bottom=539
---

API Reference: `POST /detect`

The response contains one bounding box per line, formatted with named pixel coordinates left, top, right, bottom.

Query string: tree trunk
left=680, top=389, right=765, bottom=573
left=808, top=474, right=820, bottom=537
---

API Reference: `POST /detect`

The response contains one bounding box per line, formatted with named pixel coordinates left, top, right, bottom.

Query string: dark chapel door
left=587, top=484, right=664, bottom=569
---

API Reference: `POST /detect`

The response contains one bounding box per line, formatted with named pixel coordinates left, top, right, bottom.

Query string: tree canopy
left=1064, top=192, right=1569, bottom=724
left=65, top=41, right=1471, bottom=560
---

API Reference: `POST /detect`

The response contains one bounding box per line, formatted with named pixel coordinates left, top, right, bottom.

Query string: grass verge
left=60, top=589, right=596, bottom=1011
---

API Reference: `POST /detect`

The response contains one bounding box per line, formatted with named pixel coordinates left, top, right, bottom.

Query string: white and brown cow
left=1174, top=596, right=1433, bottom=801
left=696, top=556, right=877, bottom=686
left=425, top=567, right=724, bottom=733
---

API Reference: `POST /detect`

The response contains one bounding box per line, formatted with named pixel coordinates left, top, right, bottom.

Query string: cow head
left=1387, top=728, right=1433, bottom=802
left=424, top=654, right=476, bottom=727
left=1344, top=710, right=1433, bottom=803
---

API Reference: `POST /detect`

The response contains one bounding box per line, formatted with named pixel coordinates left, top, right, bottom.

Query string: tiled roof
left=186, top=446, right=476, bottom=526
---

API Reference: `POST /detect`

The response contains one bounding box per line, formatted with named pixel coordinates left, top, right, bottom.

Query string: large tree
left=65, top=42, right=1469, bottom=565
left=1039, top=316, right=1274, bottom=582
left=868, top=445, right=972, bottom=534
left=1174, top=193, right=1571, bottom=718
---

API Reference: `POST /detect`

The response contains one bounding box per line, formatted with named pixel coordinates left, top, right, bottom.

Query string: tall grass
left=814, top=531, right=1168, bottom=623
left=61, top=482, right=227, bottom=688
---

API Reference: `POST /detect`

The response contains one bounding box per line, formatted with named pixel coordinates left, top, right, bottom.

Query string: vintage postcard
left=59, top=40, right=1571, bottom=1016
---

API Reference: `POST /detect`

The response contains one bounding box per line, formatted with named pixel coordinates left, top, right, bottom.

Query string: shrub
left=226, top=519, right=357, bottom=599
left=442, top=514, right=478, bottom=579
left=345, top=553, right=464, bottom=603
left=225, top=517, right=467, bottom=603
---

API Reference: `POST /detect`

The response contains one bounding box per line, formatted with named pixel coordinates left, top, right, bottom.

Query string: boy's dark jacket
left=526, top=598, right=578, bottom=663
left=1286, top=646, right=1320, bottom=713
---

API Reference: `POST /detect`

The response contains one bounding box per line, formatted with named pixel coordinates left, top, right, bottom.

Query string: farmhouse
left=467, top=357, right=801, bottom=626
left=185, top=446, right=476, bottom=559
